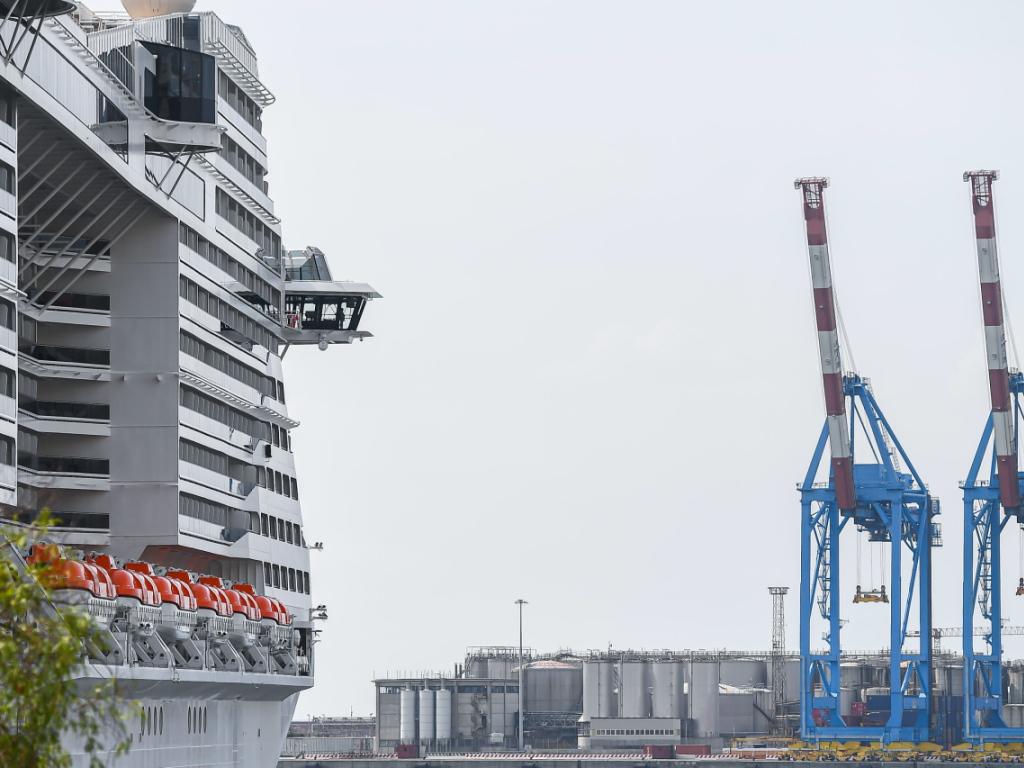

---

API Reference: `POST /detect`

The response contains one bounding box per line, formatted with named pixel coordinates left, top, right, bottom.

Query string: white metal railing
left=200, top=13, right=274, bottom=106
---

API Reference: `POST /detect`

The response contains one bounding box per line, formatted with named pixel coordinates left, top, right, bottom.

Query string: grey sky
left=194, top=0, right=1024, bottom=717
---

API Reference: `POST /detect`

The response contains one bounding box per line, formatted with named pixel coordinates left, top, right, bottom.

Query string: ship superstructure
left=0, top=1, right=376, bottom=765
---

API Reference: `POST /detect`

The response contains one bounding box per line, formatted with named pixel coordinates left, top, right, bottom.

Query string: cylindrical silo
left=526, top=661, right=583, bottom=715
left=399, top=688, right=416, bottom=744
left=466, top=657, right=488, bottom=679
left=619, top=661, right=649, bottom=718
left=583, top=660, right=616, bottom=719
left=651, top=661, right=684, bottom=718
left=418, top=689, right=435, bottom=744
left=435, top=688, right=452, bottom=744
left=488, top=657, right=513, bottom=680
left=689, top=660, right=720, bottom=738
left=720, top=658, right=767, bottom=688
left=839, top=687, right=856, bottom=718
left=840, top=663, right=863, bottom=688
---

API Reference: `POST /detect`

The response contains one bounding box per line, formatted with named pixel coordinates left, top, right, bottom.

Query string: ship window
left=261, top=513, right=269, bottom=535
left=291, top=477, right=299, bottom=500
left=304, top=571, right=310, bottom=594
left=277, top=517, right=284, bottom=540
left=272, top=564, right=280, bottom=588
left=288, top=568, right=296, bottom=591
left=0, top=161, right=13, bottom=195
left=0, top=83, right=15, bottom=127
left=142, top=41, right=216, bottom=123
left=203, top=706, right=207, bottom=733
left=0, top=434, right=14, bottom=467
left=263, top=561, right=272, bottom=586
left=159, top=707, right=163, bottom=735
left=178, top=223, right=281, bottom=313
left=0, top=366, right=13, bottom=398
left=179, top=331, right=277, bottom=398
left=285, top=521, right=293, bottom=544
left=0, top=230, right=13, bottom=263
left=0, top=298, right=15, bottom=331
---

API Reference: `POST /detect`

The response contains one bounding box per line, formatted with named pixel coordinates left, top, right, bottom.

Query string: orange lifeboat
left=224, top=582, right=261, bottom=621
left=235, top=582, right=289, bottom=624
left=197, top=575, right=259, bottom=621
left=27, top=544, right=116, bottom=599
left=171, top=570, right=231, bottom=617
left=89, top=554, right=162, bottom=607
left=126, top=562, right=197, bottom=611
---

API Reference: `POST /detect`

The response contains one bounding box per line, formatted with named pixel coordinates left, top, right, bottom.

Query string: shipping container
left=675, top=744, right=711, bottom=756
left=644, top=745, right=675, bottom=759
left=395, top=744, right=418, bottom=758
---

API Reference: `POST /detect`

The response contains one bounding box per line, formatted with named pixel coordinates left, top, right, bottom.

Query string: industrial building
left=371, top=646, right=1024, bottom=752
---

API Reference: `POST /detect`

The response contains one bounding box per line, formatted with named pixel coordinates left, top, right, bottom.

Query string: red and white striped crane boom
left=795, top=177, right=855, bottom=511
left=965, top=170, right=1020, bottom=510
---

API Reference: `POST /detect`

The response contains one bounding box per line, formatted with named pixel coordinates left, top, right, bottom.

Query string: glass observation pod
left=90, top=33, right=224, bottom=157
left=281, top=246, right=379, bottom=351
left=283, top=280, right=379, bottom=351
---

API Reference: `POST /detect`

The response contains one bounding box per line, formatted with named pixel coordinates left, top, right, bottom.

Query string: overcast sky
left=189, top=0, right=1024, bottom=717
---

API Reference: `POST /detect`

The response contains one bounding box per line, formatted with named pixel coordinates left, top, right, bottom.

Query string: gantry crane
left=795, top=178, right=937, bottom=744
left=961, top=170, right=1024, bottom=743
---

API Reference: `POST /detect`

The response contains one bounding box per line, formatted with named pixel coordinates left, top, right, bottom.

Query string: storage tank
left=1009, top=669, right=1024, bottom=705
left=651, top=661, right=684, bottom=718
left=767, top=658, right=801, bottom=705
left=399, top=688, right=416, bottom=744
left=839, top=687, right=856, bottom=718
left=720, top=658, right=767, bottom=688
left=418, top=689, right=435, bottom=744
left=525, top=661, right=582, bottom=714
left=582, top=660, right=616, bottom=719
left=435, top=688, right=452, bottom=744
left=488, top=657, right=515, bottom=680
left=466, top=657, right=488, bottom=679
left=619, top=661, right=650, bottom=717
left=840, top=663, right=863, bottom=688
left=689, top=660, right=720, bottom=738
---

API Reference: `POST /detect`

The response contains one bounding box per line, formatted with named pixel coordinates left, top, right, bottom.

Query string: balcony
left=21, top=400, right=109, bottom=420
left=19, top=454, right=109, bottom=475
left=178, top=513, right=249, bottom=545
left=19, top=344, right=109, bottom=367
left=33, top=292, right=110, bottom=312
left=20, top=399, right=109, bottom=436
left=49, top=511, right=109, bottom=530
left=19, top=453, right=110, bottom=491
left=180, top=461, right=254, bottom=499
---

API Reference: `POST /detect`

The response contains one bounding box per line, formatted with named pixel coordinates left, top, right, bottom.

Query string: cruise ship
left=0, top=0, right=377, bottom=765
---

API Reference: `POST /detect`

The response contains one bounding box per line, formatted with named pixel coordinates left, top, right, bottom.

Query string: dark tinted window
left=143, top=42, right=216, bottom=124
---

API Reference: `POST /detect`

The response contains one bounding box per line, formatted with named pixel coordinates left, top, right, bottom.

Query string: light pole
left=515, top=598, right=527, bottom=751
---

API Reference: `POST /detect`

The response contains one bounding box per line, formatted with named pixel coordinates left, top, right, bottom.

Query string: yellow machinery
left=852, top=585, right=889, bottom=604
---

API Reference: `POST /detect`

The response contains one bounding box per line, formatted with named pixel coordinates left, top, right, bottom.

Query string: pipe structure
left=965, top=170, right=1020, bottom=511
left=795, top=177, right=855, bottom=511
